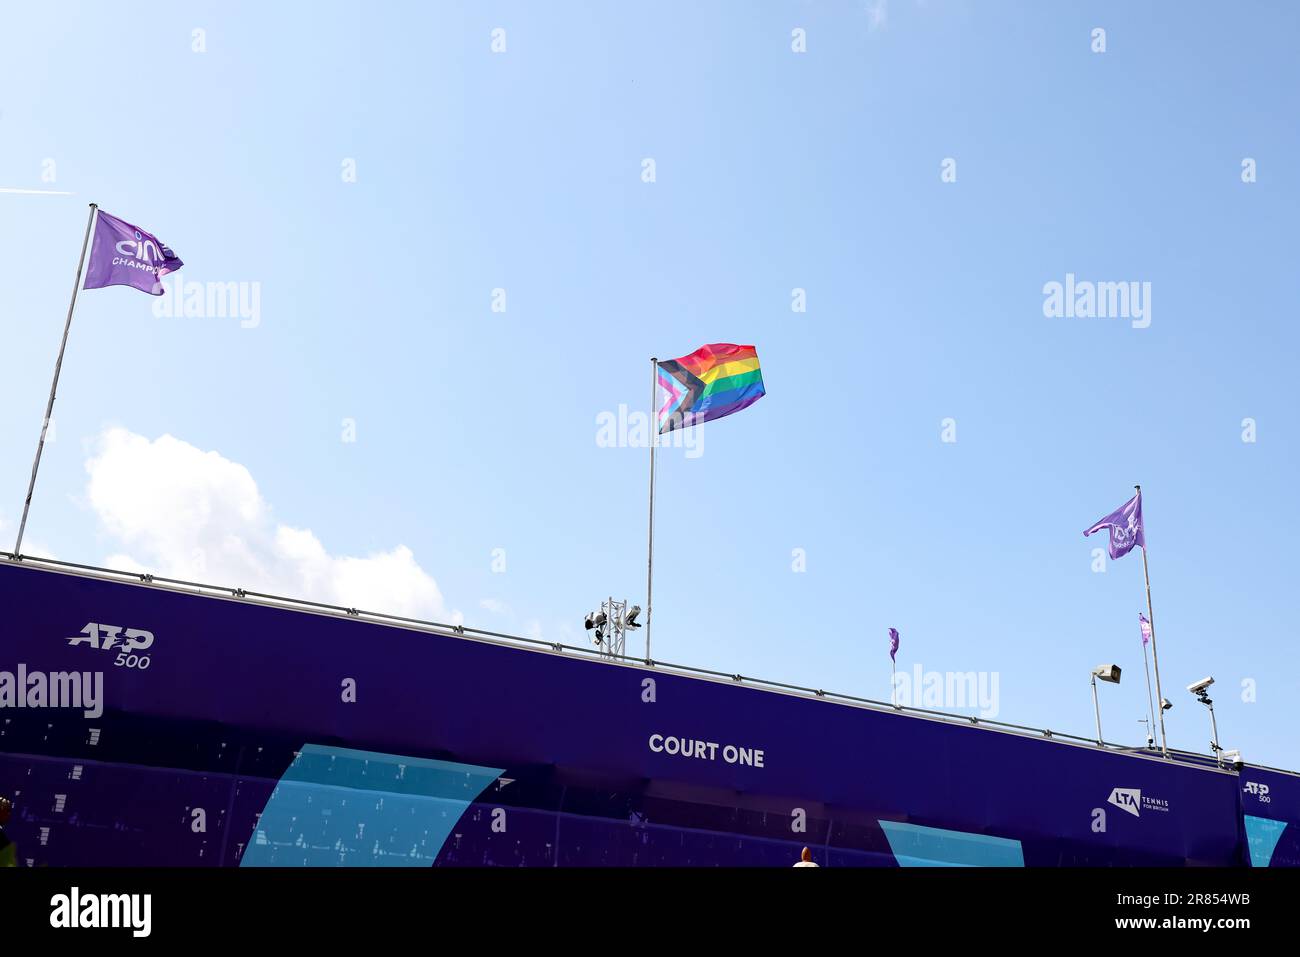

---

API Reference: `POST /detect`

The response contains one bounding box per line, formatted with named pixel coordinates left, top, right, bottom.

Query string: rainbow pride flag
left=657, top=343, right=765, bottom=434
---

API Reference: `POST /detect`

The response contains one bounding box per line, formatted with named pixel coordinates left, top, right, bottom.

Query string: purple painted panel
left=0, top=562, right=1249, bottom=866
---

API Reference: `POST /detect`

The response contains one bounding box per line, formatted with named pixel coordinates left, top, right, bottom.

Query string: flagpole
left=1141, top=625, right=1157, bottom=746
left=645, top=357, right=658, bottom=663
left=14, top=203, right=98, bottom=557
left=891, top=658, right=897, bottom=707
left=1136, top=485, right=1169, bottom=757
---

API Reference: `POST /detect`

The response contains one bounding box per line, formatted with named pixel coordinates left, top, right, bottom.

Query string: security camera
left=1222, top=749, right=1242, bottom=764
left=1187, top=676, right=1214, bottom=695
left=1160, top=697, right=1173, bottom=712
left=1092, top=664, right=1122, bottom=684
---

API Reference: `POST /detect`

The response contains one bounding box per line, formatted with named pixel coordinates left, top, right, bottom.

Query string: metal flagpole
left=645, top=357, right=658, bottom=663
left=891, top=658, right=897, bottom=707
left=1141, top=624, right=1157, bottom=746
left=14, top=202, right=98, bottom=557
left=1136, top=485, right=1169, bottom=757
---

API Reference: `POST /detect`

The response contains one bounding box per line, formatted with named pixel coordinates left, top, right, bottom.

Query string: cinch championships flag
left=656, top=343, right=765, bottom=434
left=1083, top=489, right=1145, bottom=560
left=84, top=210, right=183, bottom=296
left=1139, top=613, right=1152, bottom=646
left=889, top=627, right=900, bottom=662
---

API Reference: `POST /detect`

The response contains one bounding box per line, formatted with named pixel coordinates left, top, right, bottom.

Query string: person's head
left=800, top=847, right=812, bottom=863
left=0, top=797, right=12, bottom=826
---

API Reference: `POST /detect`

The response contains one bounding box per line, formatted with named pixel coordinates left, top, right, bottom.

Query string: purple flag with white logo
left=888, top=627, right=899, bottom=662
left=1083, top=490, right=1145, bottom=560
left=1139, top=613, right=1152, bottom=646
left=83, top=209, right=183, bottom=296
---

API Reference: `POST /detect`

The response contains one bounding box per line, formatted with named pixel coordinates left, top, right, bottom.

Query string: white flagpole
left=891, top=657, right=897, bottom=706
left=1141, top=622, right=1157, bottom=745
left=14, top=202, right=98, bottom=556
left=1136, top=485, right=1169, bottom=757
left=645, top=357, right=658, bottom=663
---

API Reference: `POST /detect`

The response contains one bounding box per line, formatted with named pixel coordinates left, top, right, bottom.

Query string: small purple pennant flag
left=84, top=209, right=183, bottom=296
left=888, top=627, right=899, bottom=662
left=1083, top=490, right=1145, bottom=560
left=1139, top=613, right=1152, bottom=646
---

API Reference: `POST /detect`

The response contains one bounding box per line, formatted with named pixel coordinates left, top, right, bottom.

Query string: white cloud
left=84, top=428, right=459, bottom=622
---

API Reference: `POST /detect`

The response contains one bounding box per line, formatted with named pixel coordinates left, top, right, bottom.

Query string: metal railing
left=3, top=549, right=1295, bottom=778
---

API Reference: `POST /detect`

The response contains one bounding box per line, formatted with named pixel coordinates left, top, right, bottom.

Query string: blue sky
left=2, top=1, right=1297, bottom=769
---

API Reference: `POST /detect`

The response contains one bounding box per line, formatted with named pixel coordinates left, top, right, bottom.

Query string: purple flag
left=1083, top=490, right=1145, bottom=560
left=1139, top=613, right=1152, bottom=646
left=84, top=209, right=183, bottom=296
left=888, top=627, right=899, bottom=662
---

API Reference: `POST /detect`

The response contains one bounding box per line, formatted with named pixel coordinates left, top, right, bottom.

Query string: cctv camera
left=1160, top=697, right=1173, bottom=712
left=1187, top=676, right=1215, bottom=695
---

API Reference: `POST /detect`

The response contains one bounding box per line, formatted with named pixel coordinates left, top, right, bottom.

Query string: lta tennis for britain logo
left=1107, top=787, right=1171, bottom=818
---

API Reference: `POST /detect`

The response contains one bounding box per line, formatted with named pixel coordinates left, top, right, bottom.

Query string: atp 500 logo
left=1244, top=781, right=1272, bottom=804
left=66, top=623, right=154, bottom=670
